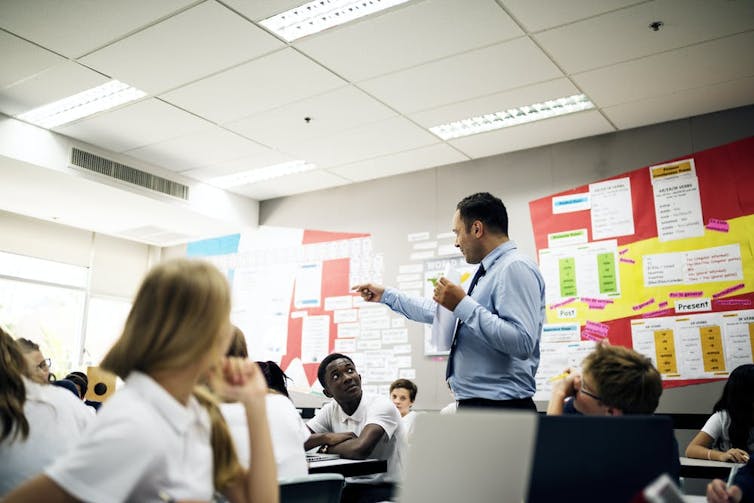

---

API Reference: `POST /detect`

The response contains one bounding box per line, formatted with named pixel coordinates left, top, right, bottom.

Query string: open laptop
left=397, top=410, right=538, bottom=503
left=527, top=415, right=680, bottom=503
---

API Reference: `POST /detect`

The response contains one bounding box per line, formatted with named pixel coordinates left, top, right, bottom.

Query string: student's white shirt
left=46, top=371, right=214, bottom=503
left=402, top=410, right=418, bottom=438
left=0, top=378, right=92, bottom=497
left=307, top=394, right=406, bottom=483
left=439, top=401, right=457, bottom=415
left=701, top=410, right=754, bottom=452
left=221, top=393, right=310, bottom=479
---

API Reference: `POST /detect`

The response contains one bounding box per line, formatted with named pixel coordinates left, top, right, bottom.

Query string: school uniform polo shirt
left=308, top=394, right=406, bottom=483
left=46, top=371, right=214, bottom=503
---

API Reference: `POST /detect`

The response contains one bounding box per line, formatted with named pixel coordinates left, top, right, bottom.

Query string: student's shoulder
left=364, top=394, right=400, bottom=418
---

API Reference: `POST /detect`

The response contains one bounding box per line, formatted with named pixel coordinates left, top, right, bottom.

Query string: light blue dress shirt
left=381, top=240, right=546, bottom=400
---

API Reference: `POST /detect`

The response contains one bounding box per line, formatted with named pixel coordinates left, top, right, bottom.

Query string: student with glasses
left=15, top=338, right=51, bottom=385
left=0, top=328, right=92, bottom=497
left=546, top=342, right=662, bottom=416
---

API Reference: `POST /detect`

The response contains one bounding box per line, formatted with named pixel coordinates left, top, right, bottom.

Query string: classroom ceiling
left=0, top=0, right=753, bottom=241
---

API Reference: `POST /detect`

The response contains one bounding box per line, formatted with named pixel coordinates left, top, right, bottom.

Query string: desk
left=308, top=458, right=387, bottom=477
left=680, top=456, right=740, bottom=479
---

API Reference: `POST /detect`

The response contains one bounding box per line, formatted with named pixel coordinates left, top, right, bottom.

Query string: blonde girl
left=5, top=258, right=278, bottom=502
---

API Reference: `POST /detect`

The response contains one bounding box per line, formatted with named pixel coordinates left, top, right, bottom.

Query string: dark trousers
left=456, top=396, right=537, bottom=411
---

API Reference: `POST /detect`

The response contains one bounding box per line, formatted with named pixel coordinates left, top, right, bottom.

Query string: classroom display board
left=529, top=136, right=754, bottom=394
left=186, top=226, right=416, bottom=396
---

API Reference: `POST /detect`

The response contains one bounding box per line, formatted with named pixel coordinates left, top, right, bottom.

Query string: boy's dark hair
left=456, top=192, right=508, bottom=235
left=66, top=372, right=88, bottom=397
left=713, top=363, right=754, bottom=450
left=317, top=353, right=355, bottom=389
left=257, top=361, right=291, bottom=398
left=582, top=343, right=662, bottom=414
left=390, top=378, right=418, bottom=401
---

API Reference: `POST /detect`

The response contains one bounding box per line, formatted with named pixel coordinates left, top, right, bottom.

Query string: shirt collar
left=335, top=394, right=367, bottom=425
left=125, top=371, right=208, bottom=434
left=479, top=240, right=517, bottom=272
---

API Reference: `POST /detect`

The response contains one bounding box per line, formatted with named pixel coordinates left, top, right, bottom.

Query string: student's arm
left=217, top=359, right=278, bottom=503
left=3, top=475, right=78, bottom=503
left=304, top=430, right=357, bottom=451
left=323, top=424, right=387, bottom=459
left=686, top=431, right=750, bottom=462
left=707, top=479, right=743, bottom=503
left=546, top=370, right=577, bottom=415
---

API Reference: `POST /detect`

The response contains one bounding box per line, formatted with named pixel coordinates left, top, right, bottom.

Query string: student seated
left=217, top=326, right=310, bottom=480
left=687, top=363, right=753, bottom=463
left=4, top=259, right=278, bottom=503
left=15, top=338, right=51, bottom=385
left=306, top=353, right=406, bottom=503
left=389, top=378, right=419, bottom=438
left=547, top=342, right=662, bottom=416
left=0, top=328, right=92, bottom=497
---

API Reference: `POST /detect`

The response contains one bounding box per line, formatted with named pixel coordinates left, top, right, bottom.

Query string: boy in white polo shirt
left=306, top=353, right=406, bottom=503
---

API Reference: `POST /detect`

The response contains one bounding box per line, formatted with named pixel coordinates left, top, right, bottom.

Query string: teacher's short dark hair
left=456, top=192, right=508, bottom=235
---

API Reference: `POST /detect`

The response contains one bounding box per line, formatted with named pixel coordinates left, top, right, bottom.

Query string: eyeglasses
left=37, top=358, right=51, bottom=371
left=578, top=380, right=602, bottom=402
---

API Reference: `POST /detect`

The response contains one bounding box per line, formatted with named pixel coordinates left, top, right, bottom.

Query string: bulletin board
left=187, top=226, right=416, bottom=396
left=529, top=136, right=754, bottom=390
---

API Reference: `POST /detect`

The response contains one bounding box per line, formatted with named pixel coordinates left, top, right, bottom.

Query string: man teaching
left=353, top=192, right=546, bottom=411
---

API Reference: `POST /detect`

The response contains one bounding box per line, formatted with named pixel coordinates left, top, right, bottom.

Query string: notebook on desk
left=397, top=410, right=538, bottom=503
left=306, top=452, right=341, bottom=463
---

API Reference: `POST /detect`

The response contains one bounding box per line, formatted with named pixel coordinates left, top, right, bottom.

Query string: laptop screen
left=527, top=415, right=680, bottom=503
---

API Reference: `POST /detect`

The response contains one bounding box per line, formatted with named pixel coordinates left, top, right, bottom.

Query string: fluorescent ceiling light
left=430, top=94, right=596, bottom=141
left=17, top=80, right=146, bottom=129
left=209, top=160, right=317, bottom=188
left=260, top=0, right=411, bottom=42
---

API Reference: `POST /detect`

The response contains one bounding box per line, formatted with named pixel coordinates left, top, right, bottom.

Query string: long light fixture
left=17, top=80, right=146, bottom=129
left=260, top=0, right=411, bottom=42
left=209, top=160, right=318, bottom=188
left=430, top=94, right=595, bottom=141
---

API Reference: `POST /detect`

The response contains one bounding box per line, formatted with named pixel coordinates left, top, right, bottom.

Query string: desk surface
left=680, top=456, right=741, bottom=479
left=308, top=458, right=387, bottom=477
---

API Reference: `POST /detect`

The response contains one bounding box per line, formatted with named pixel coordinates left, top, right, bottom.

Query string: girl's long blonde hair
left=101, top=258, right=242, bottom=489
left=0, top=328, right=30, bottom=443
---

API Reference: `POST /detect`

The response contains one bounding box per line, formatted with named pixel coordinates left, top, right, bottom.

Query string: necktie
left=445, top=264, right=485, bottom=380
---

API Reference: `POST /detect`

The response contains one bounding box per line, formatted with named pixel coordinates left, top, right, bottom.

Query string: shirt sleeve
left=45, top=409, right=161, bottom=503
left=453, top=260, right=544, bottom=359
left=364, top=397, right=400, bottom=440
left=381, top=288, right=435, bottom=324
left=306, top=402, right=333, bottom=434
left=701, top=412, right=724, bottom=442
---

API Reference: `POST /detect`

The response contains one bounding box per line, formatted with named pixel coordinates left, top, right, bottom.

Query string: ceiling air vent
left=70, top=147, right=189, bottom=200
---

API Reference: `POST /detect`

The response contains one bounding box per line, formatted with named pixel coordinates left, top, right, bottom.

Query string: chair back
left=279, top=473, right=345, bottom=503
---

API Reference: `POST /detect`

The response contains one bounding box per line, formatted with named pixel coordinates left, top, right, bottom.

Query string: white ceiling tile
left=288, top=116, right=440, bottom=167
left=535, top=0, right=754, bottom=74
left=295, top=0, right=522, bottom=82
left=227, top=86, right=396, bottom=150
left=184, top=150, right=296, bottom=181
left=232, top=169, right=350, bottom=201
left=449, top=110, right=614, bottom=158
left=221, top=0, right=307, bottom=21
left=358, top=38, right=563, bottom=113
left=80, top=2, right=284, bottom=95
left=55, top=98, right=210, bottom=153
left=0, top=31, right=65, bottom=88
left=602, top=76, right=754, bottom=130
left=500, top=0, right=644, bottom=32
left=574, top=31, right=754, bottom=108
left=161, top=48, right=347, bottom=123
left=0, top=0, right=197, bottom=58
left=328, top=143, right=468, bottom=182
left=125, top=126, right=269, bottom=172
left=0, top=62, right=109, bottom=116
left=409, top=78, right=580, bottom=128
